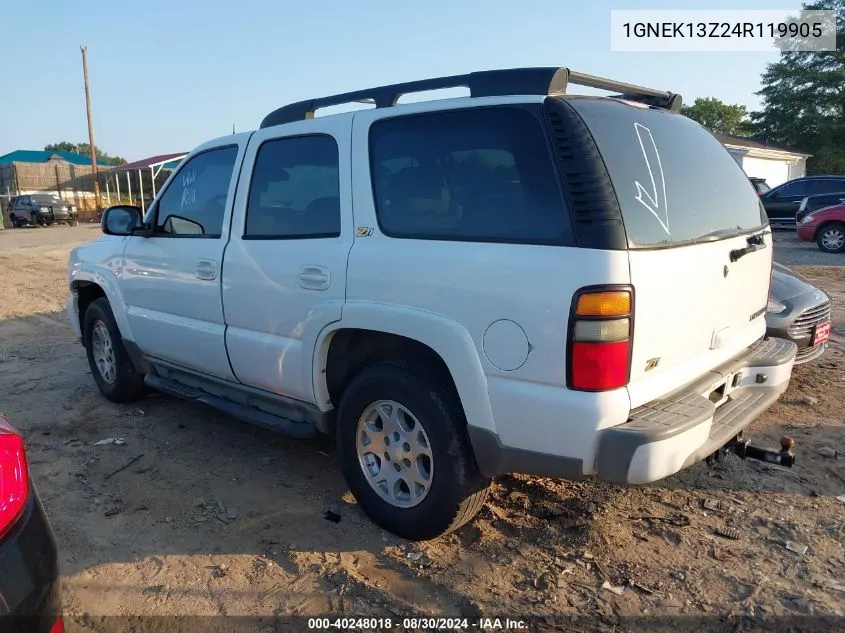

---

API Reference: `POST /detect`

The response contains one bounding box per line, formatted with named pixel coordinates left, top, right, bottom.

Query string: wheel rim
left=91, top=321, right=117, bottom=384
left=821, top=228, right=844, bottom=251
left=356, top=400, right=434, bottom=509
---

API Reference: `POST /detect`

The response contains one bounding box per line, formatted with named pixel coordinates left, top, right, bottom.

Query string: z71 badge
left=356, top=227, right=374, bottom=237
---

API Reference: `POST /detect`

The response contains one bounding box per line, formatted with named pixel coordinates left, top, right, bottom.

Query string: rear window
left=567, top=98, right=765, bottom=247
left=32, top=195, right=63, bottom=204
left=369, top=106, right=573, bottom=245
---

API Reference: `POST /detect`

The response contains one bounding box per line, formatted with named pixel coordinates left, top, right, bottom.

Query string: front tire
left=817, top=222, right=845, bottom=253
left=83, top=298, right=147, bottom=403
left=336, top=361, right=490, bottom=541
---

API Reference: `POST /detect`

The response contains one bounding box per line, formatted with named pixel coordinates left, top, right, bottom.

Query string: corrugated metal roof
left=0, top=149, right=114, bottom=166
left=114, top=152, right=187, bottom=171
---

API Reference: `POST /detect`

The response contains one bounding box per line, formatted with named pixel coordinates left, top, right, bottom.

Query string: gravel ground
left=0, top=225, right=843, bottom=633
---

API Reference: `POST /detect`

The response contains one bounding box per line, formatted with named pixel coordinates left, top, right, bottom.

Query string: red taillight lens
left=568, top=287, right=633, bottom=391
left=50, top=618, right=65, bottom=633
left=570, top=341, right=630, bottom=390
left=0, top=417, right=29, bottom=539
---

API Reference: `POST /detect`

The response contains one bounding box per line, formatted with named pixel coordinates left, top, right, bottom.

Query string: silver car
left=766, top=262, right=831, bottom=364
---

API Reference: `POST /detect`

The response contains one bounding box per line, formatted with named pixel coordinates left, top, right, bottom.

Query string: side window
left=777, top=180, right=809, bottom=197
left=813, top=179, right=845, bottom=195
left=154, top=145, right=238, bottom=237
left=19, top=196, right=29, bottom=206
left=244, top=135, right=340, bottom=239
left=369, top=106, right=572, bottom=244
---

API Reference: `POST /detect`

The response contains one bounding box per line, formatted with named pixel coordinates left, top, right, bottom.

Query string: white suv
left=67, top=67, right=797, bottom=540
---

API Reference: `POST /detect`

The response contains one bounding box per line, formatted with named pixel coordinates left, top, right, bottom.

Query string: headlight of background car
left=40, top=206, right=49, bottom=212
left=767, top=299, right=787, bottom=314
left=802, top=214, right=815, bottom=224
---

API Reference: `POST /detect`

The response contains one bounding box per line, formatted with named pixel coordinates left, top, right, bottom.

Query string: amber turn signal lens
left=575, top=291, right=631, bottom=317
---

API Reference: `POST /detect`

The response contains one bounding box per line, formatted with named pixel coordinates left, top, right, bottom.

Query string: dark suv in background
left=8, top=194, right=78, bottom=227
left=749, top=177, right=771, bottom=195
left=760, top=176, right=845, bottom=224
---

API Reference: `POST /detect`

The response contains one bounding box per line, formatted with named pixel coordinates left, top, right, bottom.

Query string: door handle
left=195, top=259, right=218, bottom=281
left=298, top=265, right=330, bottom=290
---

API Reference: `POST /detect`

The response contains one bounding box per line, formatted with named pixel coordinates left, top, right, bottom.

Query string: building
left=714, top=133, right=812, bottom=188
left=0, top=150, right=115, bottom=217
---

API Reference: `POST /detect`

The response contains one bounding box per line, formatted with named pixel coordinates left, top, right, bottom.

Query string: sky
left=2, top=0, right=805, bottom=161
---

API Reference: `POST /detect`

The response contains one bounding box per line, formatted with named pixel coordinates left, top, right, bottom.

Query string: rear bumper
left=0, top=487, right=62, bottom=633
left=595, top=336, right=796, bottom=485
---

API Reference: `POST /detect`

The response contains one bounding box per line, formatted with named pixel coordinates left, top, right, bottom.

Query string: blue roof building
left=0, top=150, right=113, bottom=167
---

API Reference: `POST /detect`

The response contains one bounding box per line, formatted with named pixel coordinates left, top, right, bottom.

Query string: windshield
left=566, top=98, right=766, bottom=247
left=32, top=194, right=64, bottom=204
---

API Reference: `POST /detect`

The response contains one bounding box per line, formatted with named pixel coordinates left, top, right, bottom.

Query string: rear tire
left=336, top=360, right=490, bottom=541
left=817, top=222, right=845, bottom=253
left=83, top=298, right=147, bottom=403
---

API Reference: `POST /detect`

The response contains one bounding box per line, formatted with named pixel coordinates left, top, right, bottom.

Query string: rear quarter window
left=566, top=98, right=765, bottom=247
left=368, top=106, right=574, bottom=245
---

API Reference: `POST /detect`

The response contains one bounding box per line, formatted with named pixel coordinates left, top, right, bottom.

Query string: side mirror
left=101, top=205, right=143, bottom=236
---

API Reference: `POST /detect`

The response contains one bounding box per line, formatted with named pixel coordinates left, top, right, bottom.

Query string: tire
left=336, top=361, right=490, bottom=541
left=83, top=298, right=147, bottom=403
left=817, top=222, right=845, bottom=253
left=30, top=213, right=39, bottom=227
left=70, top=218, right=79, bottom=226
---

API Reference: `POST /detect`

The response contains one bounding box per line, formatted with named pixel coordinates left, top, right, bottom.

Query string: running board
left=144, top=373, right=317, bottom=439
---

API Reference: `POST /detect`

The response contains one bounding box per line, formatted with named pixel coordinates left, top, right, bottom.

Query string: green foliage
left=680, top=98, right=753, bottom=136
left=44, top=142, right=127, bottom=166
left=751, top=0, right=845, bottom=174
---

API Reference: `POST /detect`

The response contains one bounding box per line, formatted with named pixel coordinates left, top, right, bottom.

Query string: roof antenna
left=232, top=123, right=236, bottom=134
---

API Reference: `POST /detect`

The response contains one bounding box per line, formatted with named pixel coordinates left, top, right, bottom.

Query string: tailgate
left=626, top=233, right=771, bottom=408
left=562, top=97, right=775, bottom=407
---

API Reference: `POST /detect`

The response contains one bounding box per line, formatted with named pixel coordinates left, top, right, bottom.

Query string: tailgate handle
left=730, top=233, right=767, bottom=262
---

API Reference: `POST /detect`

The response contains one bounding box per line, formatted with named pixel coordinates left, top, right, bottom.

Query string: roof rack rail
left=259, top=67, right=682, bottom=128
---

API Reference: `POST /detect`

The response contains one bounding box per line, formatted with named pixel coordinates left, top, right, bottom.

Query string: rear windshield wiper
left=730, top=231, right=768, bottom=262
left=693, top=227, right=742, bottom=242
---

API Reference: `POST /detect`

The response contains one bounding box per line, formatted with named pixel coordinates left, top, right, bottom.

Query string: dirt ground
left=1, top=225, right=844, bottom=632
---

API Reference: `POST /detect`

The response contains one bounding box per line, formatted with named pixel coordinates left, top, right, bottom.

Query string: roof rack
left=259, top=67, right=682, bottom=128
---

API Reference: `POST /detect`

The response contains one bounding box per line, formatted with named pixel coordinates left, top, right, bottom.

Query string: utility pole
left=81, top=46, right=102, bottom=212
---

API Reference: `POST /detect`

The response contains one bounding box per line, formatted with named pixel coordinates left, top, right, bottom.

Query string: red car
left=0, top=413, right=63, bottom=633
left=797, top=203, right=845, bottom=253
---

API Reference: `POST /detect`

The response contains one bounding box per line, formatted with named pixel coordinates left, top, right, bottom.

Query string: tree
left=680, top=98, right=753, bottom=136
left=751, top=0, right=845, bottom=174
left=44, top=142, right=127, bottom=166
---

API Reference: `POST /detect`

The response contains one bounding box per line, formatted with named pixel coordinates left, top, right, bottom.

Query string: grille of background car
left=788, top=300, right=832, bottom=342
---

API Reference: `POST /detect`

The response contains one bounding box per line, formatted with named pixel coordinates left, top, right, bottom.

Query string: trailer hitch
left=706, top=434, right=796, bottom=468
left=725, top=434, right=796, bottom=467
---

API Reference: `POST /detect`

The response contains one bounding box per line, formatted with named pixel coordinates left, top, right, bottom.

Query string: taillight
left=50, top=618, right=65, bottom=633
left=568, top=287, right=633, bottom=391
left=0, top=415, right=29, bottom=539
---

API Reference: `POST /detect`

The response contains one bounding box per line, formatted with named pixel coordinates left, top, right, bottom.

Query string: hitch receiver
left=726, top=434, right=796, bottom=468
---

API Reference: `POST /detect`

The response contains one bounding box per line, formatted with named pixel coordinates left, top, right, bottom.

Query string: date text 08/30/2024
left=308, top=617, right=528, bottom=630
